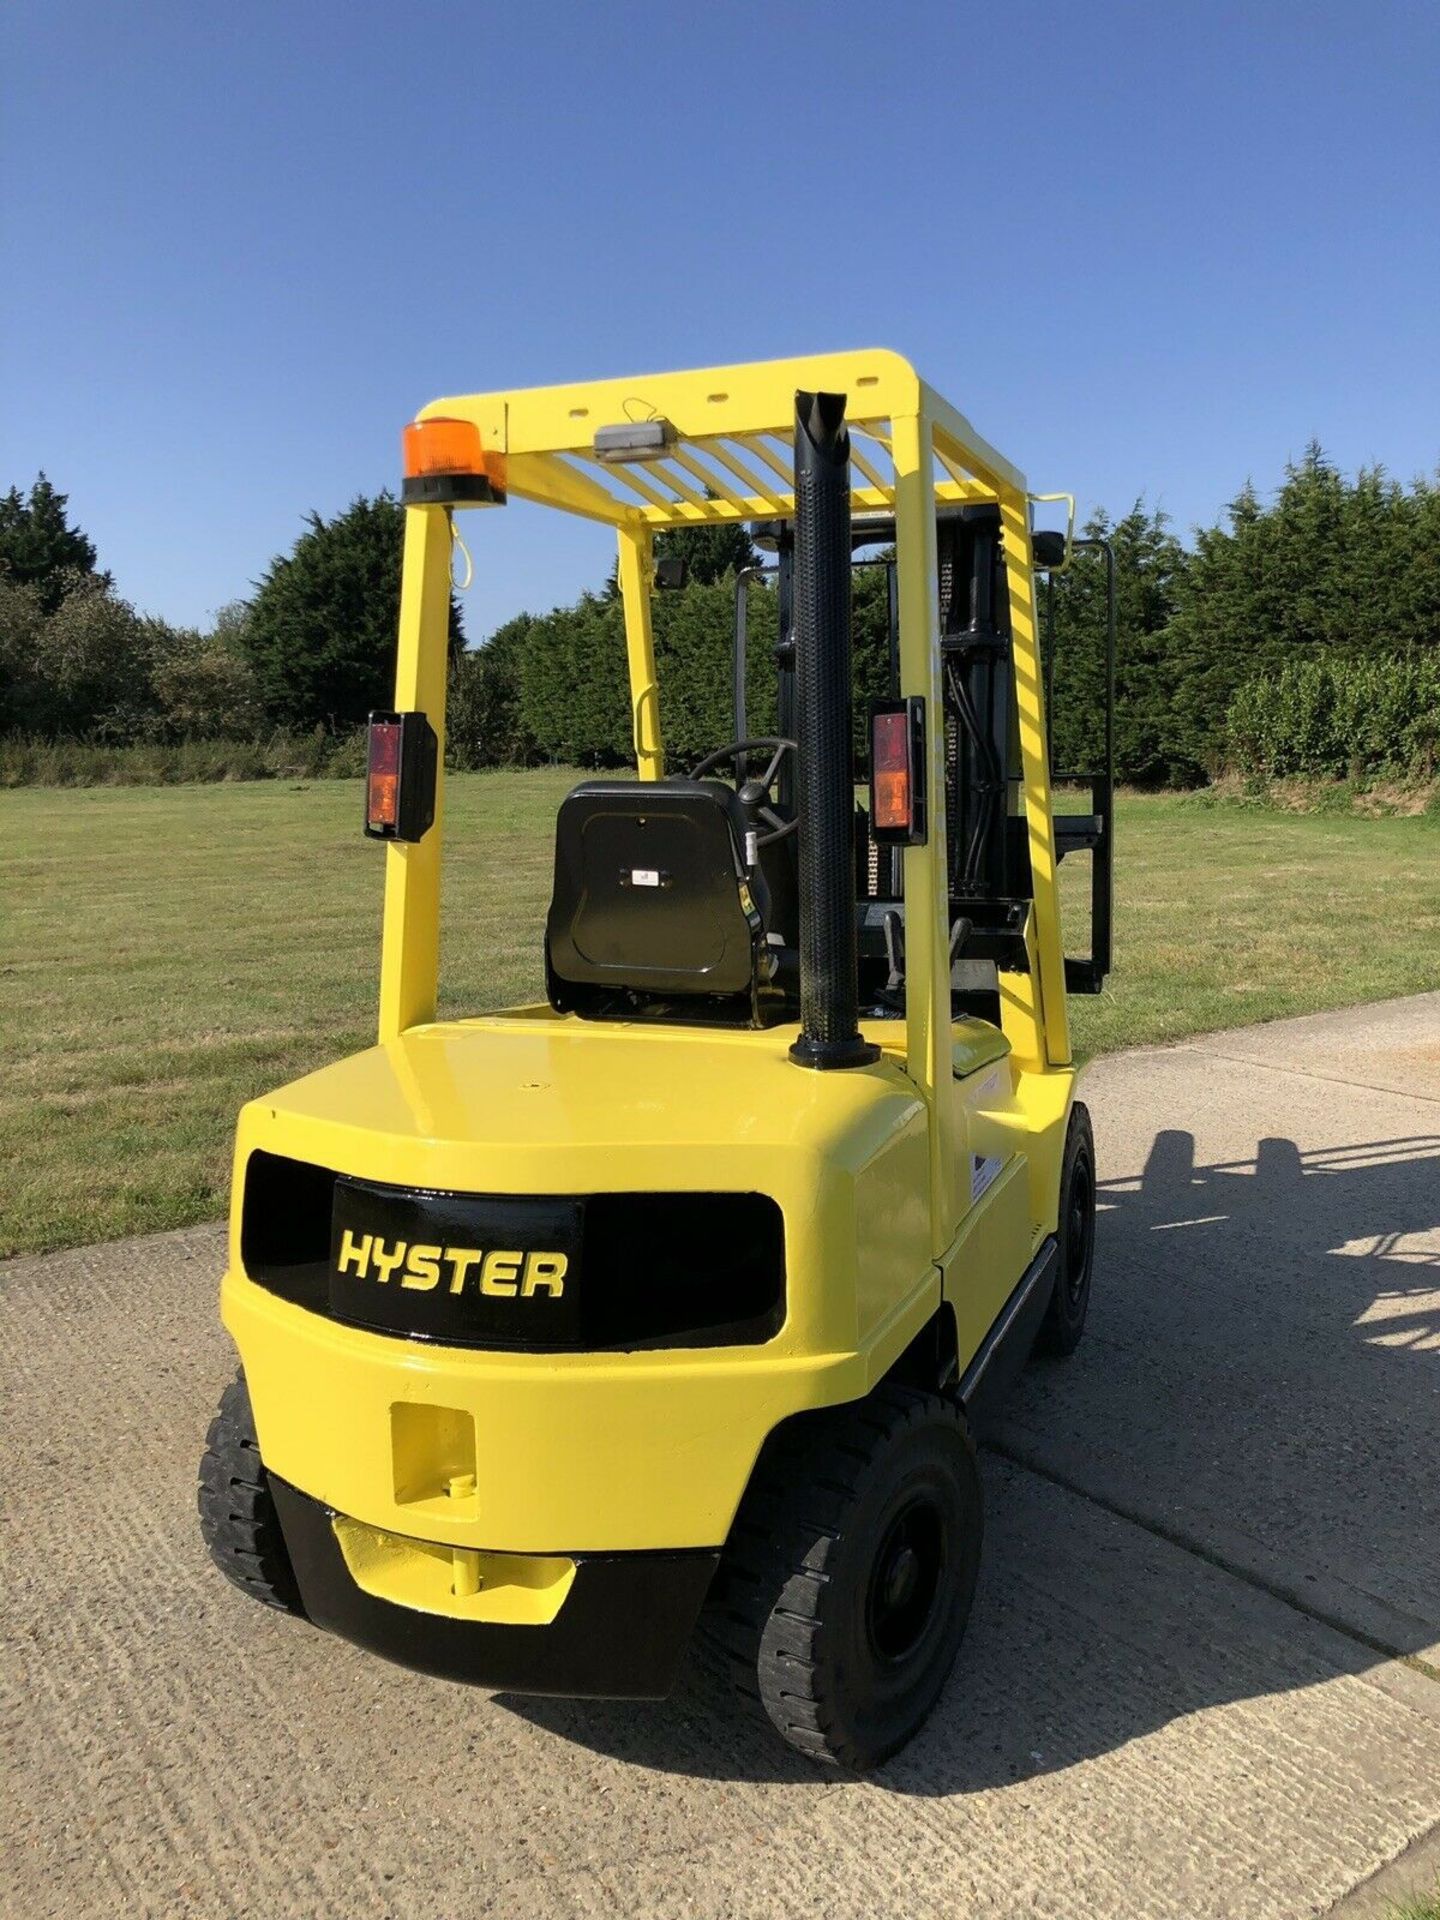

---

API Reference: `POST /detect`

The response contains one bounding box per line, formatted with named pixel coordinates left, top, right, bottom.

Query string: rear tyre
left=707, top=1384, right=982, bottom=1770
left=197, top=1370, right=303, bottom=1615
left=1036, top=1100, right=1096, bottom=1357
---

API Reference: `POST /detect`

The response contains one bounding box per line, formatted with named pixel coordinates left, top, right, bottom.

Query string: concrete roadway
left=3, top=995, right=1439, bottom=1919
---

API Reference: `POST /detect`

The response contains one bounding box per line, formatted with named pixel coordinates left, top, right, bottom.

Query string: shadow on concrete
left=499, top=1127, right=1440, bottom=1788
left=1103, top=1128, right=1440, bottom=1356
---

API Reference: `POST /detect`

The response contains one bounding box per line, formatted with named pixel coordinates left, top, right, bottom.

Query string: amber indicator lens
left=366, top=720, right=402, bottom=831
left=872, top=710, right=912, bottom=831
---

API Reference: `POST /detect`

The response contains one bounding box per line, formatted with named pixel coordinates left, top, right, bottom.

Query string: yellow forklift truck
left=198, top=351, right=1113, bottom=1769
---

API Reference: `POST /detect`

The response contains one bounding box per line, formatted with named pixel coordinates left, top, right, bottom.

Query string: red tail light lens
left=872, top=711, right=911, bottom=831
left=366, top=720, right=402, bottom=833
left=869, top=698, right=927, bottom=846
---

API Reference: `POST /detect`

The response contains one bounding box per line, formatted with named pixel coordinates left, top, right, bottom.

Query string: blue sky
left=3, top=1, right=1437, bottom=641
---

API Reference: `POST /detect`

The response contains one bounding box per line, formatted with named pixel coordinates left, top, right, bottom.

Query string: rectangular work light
left=401, top=417, right=507, bottom=507
left=592, top=420, right=677, bottom=464
left=365, top=711, right=438, bottom=842
left=869, top=698, right=927, bottom=845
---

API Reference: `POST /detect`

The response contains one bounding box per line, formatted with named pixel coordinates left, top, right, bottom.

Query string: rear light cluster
left=869, top=697, right=927, bottom=845
left=365, top=711, right=438, bottom=842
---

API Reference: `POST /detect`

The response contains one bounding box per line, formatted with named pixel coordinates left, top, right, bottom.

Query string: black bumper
left=268, top=1477, right=720, bottom=1700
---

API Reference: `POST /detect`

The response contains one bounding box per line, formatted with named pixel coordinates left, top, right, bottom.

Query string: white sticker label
left=631, top=869, right=660, bottom=888
left=971, top=1153, right=1003, bottom=1203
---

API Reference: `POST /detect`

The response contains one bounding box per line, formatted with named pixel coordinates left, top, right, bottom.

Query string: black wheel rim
left=1065, top=1150, right=1095, bottom=1308
left=864, top=1495, right=947, bottom=1665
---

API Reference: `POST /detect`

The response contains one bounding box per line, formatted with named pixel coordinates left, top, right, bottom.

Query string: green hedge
left=517, top=569, right=895, bottom=768
left=1226, top=652, right=1440, bottom=781
left=0, top=728, right=361, bottom=788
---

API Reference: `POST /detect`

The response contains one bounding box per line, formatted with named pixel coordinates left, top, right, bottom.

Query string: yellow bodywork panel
left=377, top=506, right=450, bottom=1044
left=225, top=1013, right=1069, bottom=1552
left=426, top=349, right=1024, bottom=531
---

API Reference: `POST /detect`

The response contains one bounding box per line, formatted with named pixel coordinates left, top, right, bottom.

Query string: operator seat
left=545, top=779, right=771, bottom=1020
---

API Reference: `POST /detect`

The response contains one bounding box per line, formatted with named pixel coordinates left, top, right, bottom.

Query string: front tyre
left=708, top=1384, right=982, bottom=1770
left=1036, top=1100, right=1096, bottom=1357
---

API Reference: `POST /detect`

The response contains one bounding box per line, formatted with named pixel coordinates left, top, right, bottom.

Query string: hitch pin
left=447, top=1473, right=482, bottom=1597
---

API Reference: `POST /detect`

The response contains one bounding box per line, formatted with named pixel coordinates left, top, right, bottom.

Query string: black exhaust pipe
left=789, top=391, right=879, bottom=1072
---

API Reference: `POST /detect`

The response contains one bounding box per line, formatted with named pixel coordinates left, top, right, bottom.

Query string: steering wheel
left=687, top=736, right=798, bottom=846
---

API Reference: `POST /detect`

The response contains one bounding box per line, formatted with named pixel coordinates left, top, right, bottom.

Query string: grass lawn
left=4, top=771, right=1439, bottom=1258
left=1389, top=1888, right=1440, bottom=1920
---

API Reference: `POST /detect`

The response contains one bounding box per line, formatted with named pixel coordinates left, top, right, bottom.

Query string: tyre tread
left=704, top=1382, right=978, bottom=1770
left=1037, top=1100, right=1097, bottom=1357
left=196, top=1371, right=303, bottom=1616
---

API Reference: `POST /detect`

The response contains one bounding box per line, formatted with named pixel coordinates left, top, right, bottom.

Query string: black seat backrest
left=546, top=780, right=765, bottom=1012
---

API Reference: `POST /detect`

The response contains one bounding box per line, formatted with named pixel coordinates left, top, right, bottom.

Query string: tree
left=654, top=576, right=780, bottom=765
left=14, top=574, right=152, bottom=736
left=240, top=494, right=464, bottom=732
left=147, top=619, right=263, bottom=740
left=0, top=574, right=46, bottom=730
left=1040, top=505, right=1190, bottom=785
left=654, top=520, right=760, bottom=586
left=0, top=475, right=105, bottom=613
left=519, top=540, right=951, bottom=771
left=519, top=591, right=632, bottom=763
left=603, top=519, right=762, bottom=601
left=448, top=615, right=538, bottom=768
left=1159, top=445, right=1440, bottom=779
left=517, top=576, right=784, bottom=767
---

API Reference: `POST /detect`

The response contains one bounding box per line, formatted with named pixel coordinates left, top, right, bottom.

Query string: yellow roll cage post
left=203, top=349, right=1101, bottom=1769
left=381, top=349, right=1070, bottom=1252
